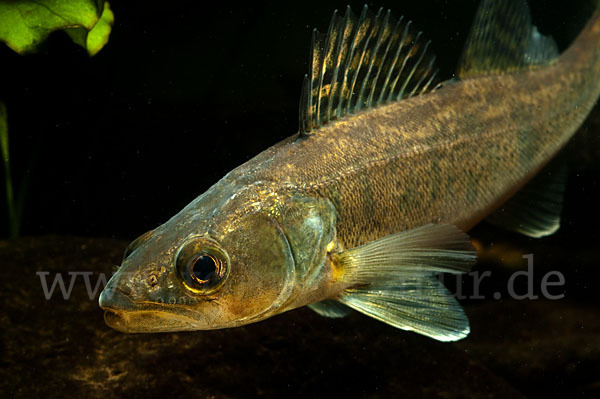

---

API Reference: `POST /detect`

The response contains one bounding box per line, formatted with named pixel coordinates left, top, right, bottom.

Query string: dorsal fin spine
left=306, top=27, right=320, bottom=133
left=412, top=57, right=436, bottom=97
left=336, top=6, right=368, bottom=119
left=325, top=7, right=353, bottom=121
left=319, top=10, right=343, bottom=123
left=366, top=10, right=392, bottom=108
left=386, top=22, right=413, bottom=102
left=386, top=22, right=412, bottom=102
left=299, top=5, right=439, bottom=135
left=418, top=57, right=438, bottom=95
left=397, top=33, right=427, bottom=100
left=299, top=75, right=310, bottom=135
left=345, top=6, right=372, bottom=115
left=404, top=39, right=433, bottom=98
left=376, top=16, right=405, bottom=104
left=356, top=8, right=387, bottom=112
left=317, top=11, right=341, bottom=125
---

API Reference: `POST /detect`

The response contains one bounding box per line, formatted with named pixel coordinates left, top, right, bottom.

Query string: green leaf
left=0, top=0, right=113, bottom=56
left=66, top=1, right=114, bottom=56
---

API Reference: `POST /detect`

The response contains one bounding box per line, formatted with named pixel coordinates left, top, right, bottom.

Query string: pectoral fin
left=331, top=224, right=477, bottom=341
left=339, top=276, right=469, bottom=342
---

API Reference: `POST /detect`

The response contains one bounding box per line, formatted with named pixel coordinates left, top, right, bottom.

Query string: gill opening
left=232, top=217, right=298, bottom=325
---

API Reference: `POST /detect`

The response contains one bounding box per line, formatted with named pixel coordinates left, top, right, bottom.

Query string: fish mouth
left=99, top=287, right=138, bottom=312
left=99, top=288, right=207, bottom=333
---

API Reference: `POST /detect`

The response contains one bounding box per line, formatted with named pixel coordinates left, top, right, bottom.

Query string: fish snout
left=99, top=286, right=134, bottom=311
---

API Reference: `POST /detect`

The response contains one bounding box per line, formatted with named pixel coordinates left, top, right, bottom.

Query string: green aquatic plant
left=0, top=101, right=20, bottom=238
left=0, top=1, right=114, bottom=237
left=0, top=0, right=114, bottom=55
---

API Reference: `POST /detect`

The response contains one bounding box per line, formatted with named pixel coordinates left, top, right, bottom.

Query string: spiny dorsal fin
left=299, top=5, right=439, bottom=136
left=457, top=0, right=559, bottom=78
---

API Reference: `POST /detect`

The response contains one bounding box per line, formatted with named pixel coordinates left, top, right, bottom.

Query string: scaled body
left=99, top=1, right=600, bottom=340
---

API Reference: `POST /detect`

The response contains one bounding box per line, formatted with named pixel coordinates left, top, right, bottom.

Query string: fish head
left=99, top=180, right=336, bottom=332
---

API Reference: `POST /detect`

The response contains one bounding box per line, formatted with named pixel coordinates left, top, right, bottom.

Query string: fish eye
left=123, top=229, right=155, bottom=261
left=176, top=237, right=229, bottom=294
left=190, top=255, right=217, bottom=282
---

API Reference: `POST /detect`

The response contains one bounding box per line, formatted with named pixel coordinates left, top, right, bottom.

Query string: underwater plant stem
left=0, top=102, right=19, bottom=238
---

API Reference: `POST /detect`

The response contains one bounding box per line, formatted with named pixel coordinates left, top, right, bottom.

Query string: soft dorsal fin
left=299, top=5, right=439, bottom=135
left=457, top=0, right=559, bottom=78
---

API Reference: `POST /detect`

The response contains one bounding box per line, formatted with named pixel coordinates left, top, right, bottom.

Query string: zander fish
left=99, top=0, right=600, bottom=341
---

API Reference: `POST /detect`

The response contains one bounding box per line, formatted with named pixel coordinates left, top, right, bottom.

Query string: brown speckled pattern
left=227, top=12, right=600, bottom=250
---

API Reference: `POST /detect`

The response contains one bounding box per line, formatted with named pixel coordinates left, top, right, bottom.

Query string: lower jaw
left=102, top=309, right=203, bottom=333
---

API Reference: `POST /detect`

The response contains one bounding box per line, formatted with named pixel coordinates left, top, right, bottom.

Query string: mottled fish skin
left=100, top=7, right=600, bottom=333
left=226, top=11, right=600, bottom=251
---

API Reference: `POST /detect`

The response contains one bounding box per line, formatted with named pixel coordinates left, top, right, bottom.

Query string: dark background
left=0, top=0, right=596, bottom=239
left=2, top=2, right=600, bottom=397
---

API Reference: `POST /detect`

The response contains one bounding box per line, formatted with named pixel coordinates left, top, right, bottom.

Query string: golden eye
left=188, top=255, right=219, bottom=283
left=176, top=237, right=229, bottom=294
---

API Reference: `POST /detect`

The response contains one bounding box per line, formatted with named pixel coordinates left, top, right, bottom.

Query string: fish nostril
left=148, top=273, right=159, bottom=288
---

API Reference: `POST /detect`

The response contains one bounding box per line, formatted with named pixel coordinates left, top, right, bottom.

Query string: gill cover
left=278, top=196, right=337, bottom=290
left=191, top=193, right=337, bottom=324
